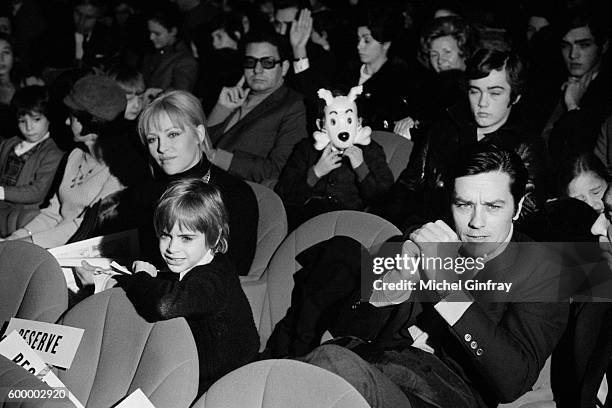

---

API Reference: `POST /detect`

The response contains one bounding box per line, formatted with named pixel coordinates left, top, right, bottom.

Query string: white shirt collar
left=14, top=132, right=50, bottom=157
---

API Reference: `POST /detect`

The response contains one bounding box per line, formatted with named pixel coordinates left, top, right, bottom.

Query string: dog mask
left=313, top=86, right=372, bottom=151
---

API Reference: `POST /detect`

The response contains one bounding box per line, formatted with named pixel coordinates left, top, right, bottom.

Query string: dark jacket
left=275, top=138, right=393, bottom=228
left=544, top=66, right=612, bottom=167
left=208, top=85, right=308, bottom=183
left=378, top=102, right=546, bottom=231
left=336, top=58, right=413, bottom=131
left=141, top=41, right=198, bottom=92
left=373, top=232, right=569, bottom=407
left=116, top=254, right=259, bottom=396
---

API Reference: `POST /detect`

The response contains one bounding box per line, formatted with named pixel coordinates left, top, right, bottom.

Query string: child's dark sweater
left=276, top=138, right=394, bottom=210
left=116, top=254, right=259, bottom=395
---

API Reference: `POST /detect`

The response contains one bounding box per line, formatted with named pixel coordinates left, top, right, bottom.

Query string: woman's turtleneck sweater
left=126, top=159, right=258, bottom=276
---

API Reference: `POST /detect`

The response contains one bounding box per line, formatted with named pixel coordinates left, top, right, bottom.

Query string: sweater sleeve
left=3, top=146, right=64, bottom=204
left=15, top=165, right=124, bottom=248
left=356, top=142, right=394, bottom=203
left=275, top=139, right=319, bottom=206
left=116, top=265, right=229, bottom=320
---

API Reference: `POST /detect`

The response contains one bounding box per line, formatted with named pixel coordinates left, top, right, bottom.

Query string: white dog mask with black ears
left=313, top=86, right=372, bottom=151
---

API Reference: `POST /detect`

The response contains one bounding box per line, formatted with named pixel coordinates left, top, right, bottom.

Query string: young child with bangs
left=77, top=178, right=259, bottom=396
left=0, top=85, right=63, bottom=236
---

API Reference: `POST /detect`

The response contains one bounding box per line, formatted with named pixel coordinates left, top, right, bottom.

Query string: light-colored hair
left=138, top=90, right=206, bottom=145
left=154, top=178, right=229, bottom=254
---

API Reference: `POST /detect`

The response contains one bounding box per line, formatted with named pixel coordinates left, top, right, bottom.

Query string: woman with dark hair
left=197, top=12, right=244, bottom=114
left=1, top=75, right=125, bottom=247
left=558, top=153, right=609, bottom=214
left=141, top=3, right=198, bottom=92
left=335, top=4, right=411, bottom=131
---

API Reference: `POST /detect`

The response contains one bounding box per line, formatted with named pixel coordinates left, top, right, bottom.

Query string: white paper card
left=115, top=388, right=156, bottom=408
left=5, top=318, right=84, bottom=369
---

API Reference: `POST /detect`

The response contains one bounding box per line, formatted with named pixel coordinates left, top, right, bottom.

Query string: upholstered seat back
left=259, top=210, right=401, bottom=346
left=244, top=182, right=288, bottom=281
left=0, top=241, right=68, bottom=324
left=194, top=359, right=370, bottom=408
left=56, top=288, right=199, bottom=408
left=371, top=130, right=413, bottom=180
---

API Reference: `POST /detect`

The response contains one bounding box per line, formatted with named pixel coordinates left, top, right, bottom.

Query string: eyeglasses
left=243, top=56, right=282, bottom=70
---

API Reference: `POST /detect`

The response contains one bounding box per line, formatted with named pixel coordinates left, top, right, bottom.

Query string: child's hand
left=344, top=145, right=364, bottom=169
left=313, top=143, right=342, bottom=178
left=74, top=260, right=110, bottom=286
left=132, top=261, right=158, bottom=277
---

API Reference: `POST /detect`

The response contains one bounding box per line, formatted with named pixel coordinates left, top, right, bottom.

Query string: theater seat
left=257, top=210, right=400, bottom=347
left=244, top=182, right=288, bottom=281
left=0, top=241, right=68, bottom=324
left=371, top=131, right=413, bottom=181
left=55, top=288, right=199, bottom=408
left=193, top=359, right=370, bottom=408
left=0, top=354, right=73, bottom=408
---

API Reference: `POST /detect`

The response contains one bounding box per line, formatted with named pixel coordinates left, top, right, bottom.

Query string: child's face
left=124, top=91, right=144, bottom=120
left=159, top=223, right=211, bottom=274
left=18, top=112, right=50, bottom=143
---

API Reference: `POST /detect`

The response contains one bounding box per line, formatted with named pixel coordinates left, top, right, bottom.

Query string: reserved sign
left=5, top=318, right=84, bottom=369
left=0, top=331, right=84, bottom=408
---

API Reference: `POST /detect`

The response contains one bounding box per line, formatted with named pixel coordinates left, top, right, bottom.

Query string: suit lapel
left=220, top=86, right=288, bottom=144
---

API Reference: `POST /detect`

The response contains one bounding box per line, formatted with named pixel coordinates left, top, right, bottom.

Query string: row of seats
left=0, top=129, right=557, bottom=407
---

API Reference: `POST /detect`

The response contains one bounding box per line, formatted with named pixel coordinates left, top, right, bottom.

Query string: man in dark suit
left=301, top=144, right=569, bottom=408
left=542, top=7, right=612, bottom=167
left=551, top=183, right=612, bottom=408
left=204, top=31, right=308, bottom=183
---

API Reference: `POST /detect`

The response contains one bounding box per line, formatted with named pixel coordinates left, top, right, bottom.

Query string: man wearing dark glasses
left=206, top=31, right=308, bottom=183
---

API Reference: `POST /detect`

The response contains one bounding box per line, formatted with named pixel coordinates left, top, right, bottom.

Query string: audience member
left=273, top=1, right=337, bottom=116
left=0, top=33, right=20, bottom=139
left=301, top=143, right=568, bottom=408
left=1, top=75, right=125, bottom=248
left=0, top=86, right=64, bottom=237
left=379, top=49, right=545, bottom=232
left=7, top=0, right=47, bottom=69
left=335, top=4, right=411, bottom=131
left=141, top=4, right=199, bottom=92
left=394, top=15, right=477, bottom=138
left=551, top=180, right=612, bottom=408
left=197, top=12, right=244, bottom=114
left=206, top=30, right=307, bottom=183
left=558, top=152, right=608, bottom=213
left=76, top=179, right=259, bottom=397
left=90, top=90, right=258, bottom=276
left=542, top=7, right=612, bottom=167
left=276, top=88, right=393, bottom=229
left=39, top=0, right=117, bottom=70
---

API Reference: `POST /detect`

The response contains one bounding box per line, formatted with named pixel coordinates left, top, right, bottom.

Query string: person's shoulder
left=210, top=165, right=256, bottom=199
left=278, top=85, right=305, bottom=104
left=189, top=254, right=238, bottom=282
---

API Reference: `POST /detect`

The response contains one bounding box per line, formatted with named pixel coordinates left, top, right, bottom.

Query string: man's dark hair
left=12, top=85, right=50, bottom=118
left=446, top=143, right=528, bottom=211
left=466, top=48, right=526, bottom=103
left=146, top=3, right=183, bottom=38
left=243, top=30, right=290, bottom=62
left=558, top=6, right=610, bottom=48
